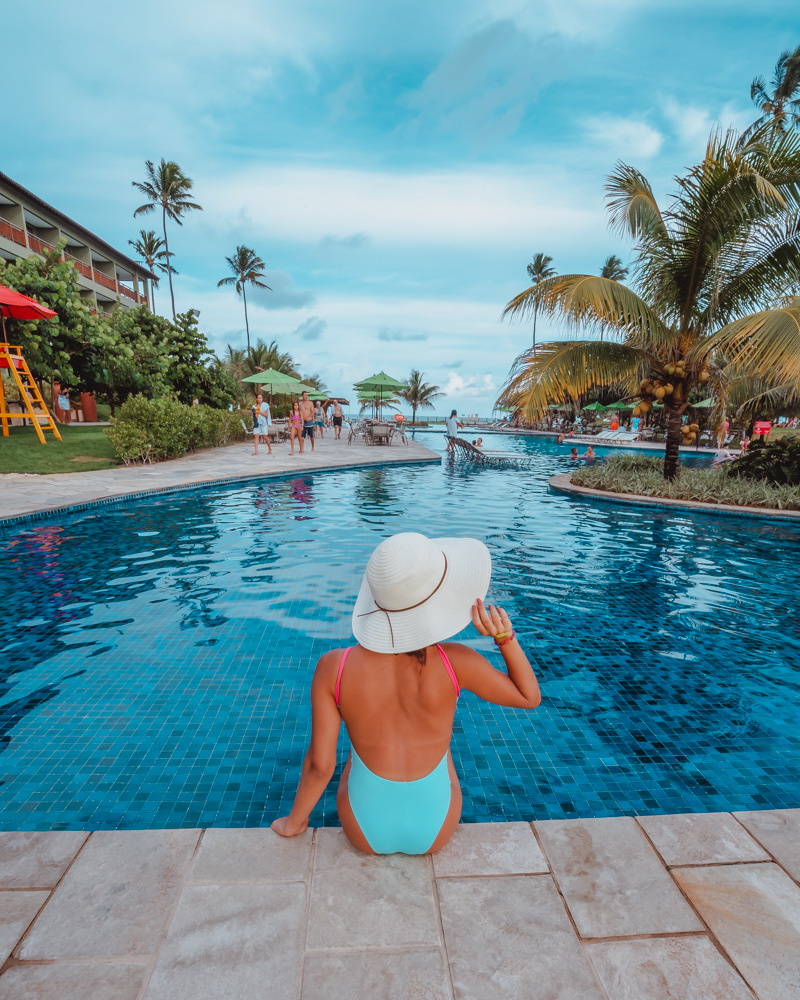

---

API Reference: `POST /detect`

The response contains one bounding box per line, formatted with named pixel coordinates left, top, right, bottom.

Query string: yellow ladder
left=0, top=344, right=62, bottom=444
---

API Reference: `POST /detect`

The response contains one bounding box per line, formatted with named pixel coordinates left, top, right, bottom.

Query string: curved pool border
left=549, top=471, right=800, bottom=523
left=0, top=453, right=440, bottom=528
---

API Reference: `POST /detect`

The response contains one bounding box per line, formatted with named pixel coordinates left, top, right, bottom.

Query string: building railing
left=93, top=269, right=117, bottom=291
left=117, top=283, right=137, bottom=301
left=27, top=232, right=57, bottom=256
left=0, top=218, right=27, bottom=247
left=64, top=251, right=93, bottom=279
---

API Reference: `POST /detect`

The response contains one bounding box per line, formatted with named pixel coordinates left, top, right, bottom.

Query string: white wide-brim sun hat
left=352, top=532, right=492, bottom=653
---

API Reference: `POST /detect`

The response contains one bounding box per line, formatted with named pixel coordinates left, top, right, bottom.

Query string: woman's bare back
left=332, top=644, right=459, bottom=781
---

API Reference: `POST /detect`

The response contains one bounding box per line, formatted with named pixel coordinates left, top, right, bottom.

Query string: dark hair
left=450, top=409, right=457, bottom=417
left=399, top=648, right=427, bottom=664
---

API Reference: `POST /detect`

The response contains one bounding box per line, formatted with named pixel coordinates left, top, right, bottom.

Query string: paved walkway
left=0, top=811, right=798, bottom=998
left=0, top=434, right=440, bottom=523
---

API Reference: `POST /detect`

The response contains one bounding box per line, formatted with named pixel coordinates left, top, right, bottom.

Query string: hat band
left=356, top=553, right=448, bottom=648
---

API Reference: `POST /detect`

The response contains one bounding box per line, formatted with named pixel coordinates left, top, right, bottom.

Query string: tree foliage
left=400, top=369, right=444, bottom=424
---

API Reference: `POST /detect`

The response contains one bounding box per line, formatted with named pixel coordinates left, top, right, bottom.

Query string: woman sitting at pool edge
left=272, top=532, right=541, bottom=854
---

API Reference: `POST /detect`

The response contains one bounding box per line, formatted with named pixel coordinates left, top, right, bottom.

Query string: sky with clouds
left=4, top=1, right=797, bottom=413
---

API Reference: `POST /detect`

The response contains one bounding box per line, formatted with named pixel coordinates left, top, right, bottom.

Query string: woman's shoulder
left=436, top=641, right=486, bottom=666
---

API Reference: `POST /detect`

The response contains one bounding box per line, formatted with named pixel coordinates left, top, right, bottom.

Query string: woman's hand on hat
left=472, top=597, right=512, bottom=637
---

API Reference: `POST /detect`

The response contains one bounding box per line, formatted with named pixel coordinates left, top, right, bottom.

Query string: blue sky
left=5, top=1, right=798, bottom=413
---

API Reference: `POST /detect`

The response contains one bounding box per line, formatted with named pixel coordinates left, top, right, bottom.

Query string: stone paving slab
left=637, top=812, right=770, bottom=867
left=438, top=874, right=606, bottom=1000
left=734, top=809, right=800, bottom=881
left=0, top=962, right=150, bottom=1000
left=302, top=948, right=450, bottom=1000
left=0, top=892, right=48, bottom=964
left=0, top=435, right=440, bottom=522
left=587, top=936, right=756, bottom=1000
left=18, top=830, right=199, bottom=959
left=1, top=814, right=798, bottom=998
left=0, top=833, right=87, bottom=890
left=674, top=862, right=800, bottom=1000
left=307, top=829, right=439, bottom=949
left=432, top=821, right=548, bottom=878
left=534, top=816, right=703, bottom=938
left=145, top=883, right=306, bottom=1000
left=188, top=827, right=313, bottom=883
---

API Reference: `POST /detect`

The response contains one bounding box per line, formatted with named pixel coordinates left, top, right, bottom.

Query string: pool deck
left=1, top=811, right=798, bottom=998
left=0, top=434, right=440, bottom=524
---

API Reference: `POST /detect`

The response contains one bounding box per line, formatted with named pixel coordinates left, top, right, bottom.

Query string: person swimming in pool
left=271, top=532, right=541, bottom=854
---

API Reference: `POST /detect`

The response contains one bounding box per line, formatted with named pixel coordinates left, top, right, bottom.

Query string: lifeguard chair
left=0, top=344, right=62, bottom=444
left=0, top=284, right=62, bottom=444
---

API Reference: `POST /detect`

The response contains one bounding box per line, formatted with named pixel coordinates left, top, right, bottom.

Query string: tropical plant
left=132, top=159, right=202, bottom=320
left=600, top=255, right=628, bottom=281
left=127, top=230, right=175, bottom=311
left=217, top=245, right=271, bottom=354
left=727, top=436, right=800, bottom=485
left=525, top=253, right=556, bottom=350
left=243, top=339, right=299, bottom=380
left=400, top=369, right=445, bottom=424
left=499, top=127, right=800, bottom=479
left=301, top=372, right=328, bottom=392
left=749, top=45, right=800, bottom=135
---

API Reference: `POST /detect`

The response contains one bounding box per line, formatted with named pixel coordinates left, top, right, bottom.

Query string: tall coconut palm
left=499, top=127, right=800, bottom=480
left=127, top=230, right=175, bottom=312
left=600, top=255, right=628, bottom=281
left=132, top=159, right=202, bottom=320
left=217, top=246, right=271, bottom=354
left=400, top=369, right=445, bottom=425
left=243, top=339, right=299, bottom=379
left=526, top=253, right=556, bottom=351
left=750, top=45, right=800, bottom=134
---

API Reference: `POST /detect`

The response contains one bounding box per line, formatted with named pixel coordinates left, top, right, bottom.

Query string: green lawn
left=0, top=424, right=120, bottom=474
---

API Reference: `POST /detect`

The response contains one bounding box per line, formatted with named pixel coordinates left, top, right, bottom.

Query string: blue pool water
left=1, top=432, right=798, bottom=830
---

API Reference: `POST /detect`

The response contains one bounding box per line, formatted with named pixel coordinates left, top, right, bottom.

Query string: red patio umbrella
left=0, top=285, right=57, bottom=343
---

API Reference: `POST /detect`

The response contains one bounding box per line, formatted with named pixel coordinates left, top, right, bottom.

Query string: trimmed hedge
left=572, top=455, right=800, bottom=510
left=105, top=395, right=246, bottom=464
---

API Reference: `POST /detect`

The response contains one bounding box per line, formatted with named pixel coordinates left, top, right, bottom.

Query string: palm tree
left=217, top=246, right=271, bottom=354
left=499, top=127, right=800, bottom=480
left=400, top=369, right=445, bottom=425
left=127, top=230, right=175, bottom=312
left=301, top=373, right=328, bottom=392
left=600, top=255, right=628, bottom=281
left=750, top=46, right=800, bottom=134
left=525, top=253, right=556, bottom=351
left=132, top=159, right=202, bottom=320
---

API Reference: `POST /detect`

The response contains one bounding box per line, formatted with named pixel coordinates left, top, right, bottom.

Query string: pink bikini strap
left=436, top=644, right=460, bottom=697
left=334, top=647, right=352, bottom=708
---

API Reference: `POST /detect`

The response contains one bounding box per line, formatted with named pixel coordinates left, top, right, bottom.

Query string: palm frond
left=503, top=273, right=674, bottom=350
left=497, top=340, right=647, bottom=420
left=606, top=163, right=669, bottom=242
left=702, top=301, right=800, bottom=386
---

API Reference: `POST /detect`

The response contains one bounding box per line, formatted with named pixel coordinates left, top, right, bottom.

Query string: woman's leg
left=425, top=753, right=463, bottom=854
left=290, top=427, right=296, bottom=453
left=252, top=431, right=258, bottom=456
left=336, top=757, right=375, bottom=855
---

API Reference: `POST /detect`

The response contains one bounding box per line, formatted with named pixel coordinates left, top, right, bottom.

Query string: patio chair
left=390, top=424, right=408, bottom=446
left=370, top=422, right=392, bottom=446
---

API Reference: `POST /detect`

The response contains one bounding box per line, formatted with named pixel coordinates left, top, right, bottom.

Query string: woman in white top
left=252, top=394, right=272, bottom=456
left=445, top=410, right=461, bottom=452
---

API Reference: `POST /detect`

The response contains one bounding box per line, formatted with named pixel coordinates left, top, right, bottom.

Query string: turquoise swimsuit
left=335, top=645, right=459, bottom=855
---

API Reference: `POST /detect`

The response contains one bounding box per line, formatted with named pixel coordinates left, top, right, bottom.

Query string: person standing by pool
left=299, top=390, right=316, bottom=453
left=289, top=401, right=304, bottom=455
left=314, top=402, right=325, bottom=439
left=445, top=410, right=462, bottom=452
left=271, top=532, right=541, bottom=854
left=332, top=400, right=344, bottom=439
left=251, top=394, right=272, bottom=457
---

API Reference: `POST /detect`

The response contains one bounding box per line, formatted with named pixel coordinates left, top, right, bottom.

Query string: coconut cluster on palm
left=497, top=125, right=800, bottom=479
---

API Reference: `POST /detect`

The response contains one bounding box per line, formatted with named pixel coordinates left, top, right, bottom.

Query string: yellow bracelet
left=493, top=630, right=512, bottom=641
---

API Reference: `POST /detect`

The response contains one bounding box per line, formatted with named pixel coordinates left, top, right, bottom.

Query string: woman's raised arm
left=445, top=599, right=541, bottom=709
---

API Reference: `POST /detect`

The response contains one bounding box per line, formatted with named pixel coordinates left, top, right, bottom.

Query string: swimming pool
left=1, top=433, right=798, bottom=830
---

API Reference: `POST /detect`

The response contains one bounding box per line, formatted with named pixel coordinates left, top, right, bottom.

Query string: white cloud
left=201, top=164, right=604, bottom=249
left=442, top=372, right=497, bottom=397
left=320, top=232, right=371, bottom=250
left=378, top=328, right=428, bottom=342
left=250, top=271, right=316, bottom=310
left=581, top=115, right=664, bottom=159
left=293, top=316, right=327, bottom=340
left=662, top=97, right=753, bottom=153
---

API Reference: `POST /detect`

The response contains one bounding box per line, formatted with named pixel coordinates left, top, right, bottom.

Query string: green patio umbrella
left=581, top=401, right=605, bottom=411
left=303, top=389, right=328, bottom=401
left=548, top=402, right=574, bottom=410
left=354, top=371, right=406, bottom=418
left=688, top=397, right=714, bottom=408
left=602, top=401, right=636, bottom=410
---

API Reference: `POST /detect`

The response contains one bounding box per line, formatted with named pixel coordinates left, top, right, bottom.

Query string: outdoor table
left=370, top=422, right=392, bottom=445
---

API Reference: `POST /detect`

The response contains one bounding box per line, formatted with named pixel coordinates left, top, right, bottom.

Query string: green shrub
left=726, top=437, right=800, bottom=486
left=105, top=395, right=245, bottom=464
left=572, top=454, right=800, bottom=510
